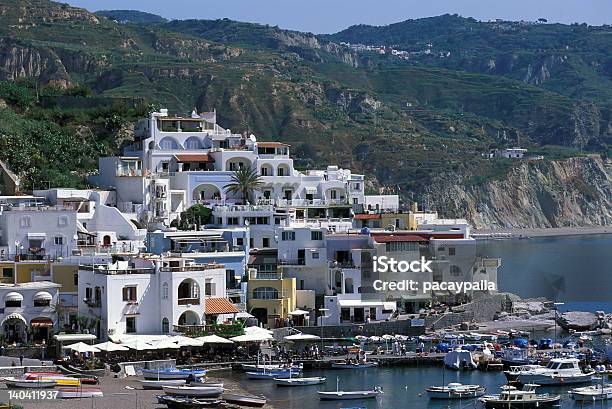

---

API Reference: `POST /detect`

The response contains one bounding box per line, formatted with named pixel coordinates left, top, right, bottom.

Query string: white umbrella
left=152, top=338, right=180, bottom=349
left=284, top=333, right=320, bottom=341
left=244, top=326, right=273, bottom=335
left=93, top=341, right=129, bottom=352
left=197, top=334, right=234, bottom=344
left=235, top=312, right=254, bottom=319
left=230, top=332, right=273, bottom=342
left=121, top=338, right=156, bottom=351
left=288, top=309, right=309, bottom=316
left=382, top=334, right=396, bottom=341
left=172, top=336, right=204, bottom=347
left=64, top=342, right=100, bottom=353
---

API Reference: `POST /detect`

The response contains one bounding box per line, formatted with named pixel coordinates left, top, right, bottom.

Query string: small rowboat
left=139, top=379, right=186, bottom=389
left=222, top=393, right=267, bottom=407
left=570, top=384, right=612, bottom=401
left=318, top=389, right=383, bottom=400
left=275, top=377, right=327, bottom=387
left=162, top=385, right=224, bottom=397
left=241, top=363, right=303, bottom=371
left=24, top=373, right=81, bottom=387
left=246, top=369, right=302, bottom=380
left=59, top=387, right=103, bottom=399
left=5, top=378, right=57, bottom=389
left=427, top=383, right=486, bottom=399
left=155, top=395, right=222, bottom=408
left=142, top=368, right=207, bottom=380
left=331, top=362, right=378, bottom=369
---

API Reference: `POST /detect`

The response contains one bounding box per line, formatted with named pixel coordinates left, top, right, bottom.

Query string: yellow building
left=247, top=268, right=296, bottom=328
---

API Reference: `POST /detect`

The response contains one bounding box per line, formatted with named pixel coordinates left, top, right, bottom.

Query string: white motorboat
left=331, top=361, right=378, bottom=369
left=5, top=378, right=56, bottom=389
left=162, top=385, right=224, bottom=397
left=275, top=377, right=326, bottom=387
left=479, top=384, right=560, bottom=408
left=138, top=379, right=186, bottom=389
left=241, top=363, right=303, bottom=371
left=504, top=357, right=594, bottom=385
left=246, top=369, right=302, bottom=380
left=570, top=384, right=612, bottom=401
left=59, top=387, right=103, bottom=399
left=444, top=349, right=477, bottom=370
left=427, top=383, right=486, bottom=399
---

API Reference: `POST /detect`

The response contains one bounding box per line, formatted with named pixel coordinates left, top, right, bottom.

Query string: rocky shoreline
left=474, top=226, right=612, bottom=238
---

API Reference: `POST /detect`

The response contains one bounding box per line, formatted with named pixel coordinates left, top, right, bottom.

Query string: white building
left=0, top=281, right=60, bottom=344
left=77, top=255, right=228, bottom=340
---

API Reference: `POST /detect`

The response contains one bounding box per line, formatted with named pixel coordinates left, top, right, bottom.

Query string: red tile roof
left=371, top=234, right=429, bottom=243
left=205, top=298, right=239, bottom=315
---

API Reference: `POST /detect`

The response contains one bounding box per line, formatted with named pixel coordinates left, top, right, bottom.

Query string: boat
left=504, top=357, right=594, bottom=385
left=25, top=371, right=96, bottom=384
left=426, top=383, right=486, bottom=399
left=275, top=376, right=327, bottom=386
left=222, top=393, right=267, bottom=407
left=161, top=385, right=224, bottom=397
left=4, top=378, right=57, bottom=389
left=444, top=349, right=477, bottom=370
left=570, top=384, right=612, bottom=401
left=246, top=369, right=302, bottom=379
left=59, top=387, right=104, bottom=399
left=331, top=361, right=378, bottom=369
left=241, top=363, right=303, bottom=371
left=319, top=387, right=383, bottom=400
left=142, top=368, right=207, bottom=380
left=501, top=347, right=537, bottom=366
left=155, top=395, right=222, bottom=408
left=479, top=384, right=560, bottom=408
left=189, top=380, right=224, bottom=388
left=138, top=379, right=186, bottom=389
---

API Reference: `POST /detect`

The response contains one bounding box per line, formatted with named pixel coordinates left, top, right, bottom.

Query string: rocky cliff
left=426, top=156, right=612, bottom=228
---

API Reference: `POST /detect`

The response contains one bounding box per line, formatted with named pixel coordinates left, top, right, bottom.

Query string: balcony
left=278, top=258, right=305, bottom=266
left=178, top=298, right=200, bottom=306
left=84, top=298, right=101, bottom=308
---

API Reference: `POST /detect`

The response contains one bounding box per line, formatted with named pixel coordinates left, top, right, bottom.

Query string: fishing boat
left=161, top=385, right=224, bottom=397
left=138, top=379, right=186, bottom=389
left=222, top=393, right=267, bottom=407
left=4, top=378, right=57, bottom=389
left=246, top=369, right=302, bottom=379
left=59, top=387, right=104, bottom=399
left=504, top=357, right=594, bottom=385
left=318, top=377, right=383, bottom=400
left=275, top=376, right=327, bottom=386
left=155, top=395, right=222, bottom=408
left=241, top=363, right=303, bottom=371
left=479, top=384, right=560, bottom=408
left=570, top=384, right=612, bottom=401
left=426, top=383, right=486, bottom=399
left=142, top=368, right=207, bottom=380
left=331, top=361, right=378, bottom=369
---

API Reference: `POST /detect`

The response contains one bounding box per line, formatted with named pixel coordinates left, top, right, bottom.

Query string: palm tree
left=224, top=166, right=264, bottom=204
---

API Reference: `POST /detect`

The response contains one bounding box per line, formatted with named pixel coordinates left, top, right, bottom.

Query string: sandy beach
left=1, top=371, right=276, bottom=409
left=474, top=226, right=612, bottom=238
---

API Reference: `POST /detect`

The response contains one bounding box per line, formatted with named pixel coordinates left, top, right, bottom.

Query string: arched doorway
left=178, top=310, right=200, bottom=326
left=178, top=279, right=200, bottom=305
left=30, top=317, right=53, bottom=343
left=2, top=314, right=27, bottom=344
left=192, top=184, right=221, bottom=203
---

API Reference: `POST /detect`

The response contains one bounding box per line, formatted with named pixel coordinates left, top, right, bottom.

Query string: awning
left=1, top=313, right=26, bottom=326
left=64, top=342, right=100, bottom=353
left=27, top=233, right=47, bottom=239
left=174, top=154, right=214, bottom=163
left=34, top=291, right=53, bottom=301
left=53, top=333, right=97, bottom=343
left=205, top=298, right=239, bottom=315
left=4, top=292, right=23, bottom=302
left=30, top=317, right=53, bottom=328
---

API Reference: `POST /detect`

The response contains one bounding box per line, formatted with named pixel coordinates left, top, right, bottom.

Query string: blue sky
left=65, top=0, right=612, bottom=34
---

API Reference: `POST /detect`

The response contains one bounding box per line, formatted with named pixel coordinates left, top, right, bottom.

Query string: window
left=448, top=247, right=456, bottom=256
left=126, top=317, right=136, bottom=333
left=252, top=287, right=279, bottom=300
left=54, top=236, right=64, bottom=245
left=58, top=216, right=68, bottom=227
left=312, top=252, right=319, bottom=259
left=73, top=273, right=78, bottom=286
left=311, top=231, right=323, bottom=240
left=122, top=286, right=137, bottom=302
left=354, top=183, right=361, bottom=190
left=450, top=265, right=462, bottom=277
left=227, top=217, right=239, bottom=225
left=277, top=167, right=285, bottom=176
left=162, top=282, right=169, bottom=299
left=34, top=297, right=50, bottom=307
left=263, top=190, right=271, bottom=199
left=385, top=242, right=419, bottom=252
left=283, top=189, right=292, bottom=200
left=5, top=299, right=21, bottom=308
left=85, top=287, right=93, bottom=300
left=262, top=237, right=270, bottom=248
left=260, top=167, right=271, bottom=176
left=281, top=231, right=295, bottom=241
left=236, top=237, right=244, bottom=246
left=205, top=282, right=216, bottom=296
left=2, top=268, right=13, bottom=278
left=330, top=190, right=337, bottom=199
left=341, top=308, right=351, bottom=322
left=395, top=219, right=400, bottom=228
left=353, top=198, right=358, bottom=204
left=249, top=238, right=254, bottom=248
left=20, top=216, right=31, bottom=228
left=162, top=318, right=169, bottom=333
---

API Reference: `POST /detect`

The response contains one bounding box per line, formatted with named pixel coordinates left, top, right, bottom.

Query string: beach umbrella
left=64, top=342, right=100, bottom=353
left=197, top=335, right=234, bottom=344
left=121, top=338, right=156, bottom=351
left=235, top=312, right=254, bottom=319
left=284, top=333, right=320, bottom=341
left=244, top=326, right=273, bottom=335
left=230, top=332, right=273, bottom=342
left=382, top=334, right=396, bottom=341
left=93, top=341, right=129, bottom=352
left=152, top=338, right=180, bottom=349
left=172, top=336, right=204, bottom=347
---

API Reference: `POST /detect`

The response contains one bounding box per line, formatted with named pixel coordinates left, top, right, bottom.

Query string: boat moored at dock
left=426, top=383, right=486, bottom=399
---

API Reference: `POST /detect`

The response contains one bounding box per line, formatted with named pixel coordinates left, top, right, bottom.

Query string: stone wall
left=294, top=320, right=425, bottom=338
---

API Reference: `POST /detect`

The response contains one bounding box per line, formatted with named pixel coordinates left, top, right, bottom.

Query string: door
left=297, top=249, right=305, bottom=265
left=354, top=308, right=365, bottom=323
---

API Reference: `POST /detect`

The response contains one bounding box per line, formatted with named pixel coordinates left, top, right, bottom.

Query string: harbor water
left=232, top=366, right=600, bottom=408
